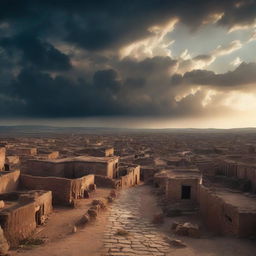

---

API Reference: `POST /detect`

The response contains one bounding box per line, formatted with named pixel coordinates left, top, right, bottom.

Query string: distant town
left=0, top=128, right=255, bottom=256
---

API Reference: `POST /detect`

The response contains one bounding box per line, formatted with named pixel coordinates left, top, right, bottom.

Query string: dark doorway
left=4, top=164, right=9, bottom=171
left=35, top=205, right=44, bottom=225
left=181, top=185, right=191, bottom=199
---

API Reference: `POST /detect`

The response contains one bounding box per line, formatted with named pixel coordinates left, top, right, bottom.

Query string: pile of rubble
left=172, top=221, right=200, bottom=238
left=75, top=190, right=117, bottom=230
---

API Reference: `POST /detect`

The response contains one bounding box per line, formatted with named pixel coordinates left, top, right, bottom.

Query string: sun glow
left=119, top=18, right=178, bottom=60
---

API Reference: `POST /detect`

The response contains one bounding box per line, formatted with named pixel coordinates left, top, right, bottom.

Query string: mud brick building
left=37, top=149, right=59, bottom=160
left=24, top=154, right=141, bottom=190
left=199, top=185, right=256, bottom=237
left=25, top=155, right=119, bottom=179
left=21, top=174, right=95, bottom=205
left=0, top=190, right=52, bottom=246
left=164, top=168, right=201, bottom=203
left=215, top=159, right=256, bottom=193
left=7, top=147, right=37, bottom=156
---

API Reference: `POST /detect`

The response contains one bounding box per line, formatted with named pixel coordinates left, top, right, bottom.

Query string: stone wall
left=0, top=170, right=20, bottom=193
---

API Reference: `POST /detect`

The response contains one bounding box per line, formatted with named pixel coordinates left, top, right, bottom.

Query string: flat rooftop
left=155, top=168, right=201, bottom=179
left=30, top=155, right=119, bottom=164
left=0, top=190, right=49, bottom=213
left=204, top=186, right=256, bottom=213
left=166, top=168, right=201, bottom=179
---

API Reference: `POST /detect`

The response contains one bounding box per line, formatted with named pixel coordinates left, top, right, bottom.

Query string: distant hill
left=0, top=125, right=255, bottom=135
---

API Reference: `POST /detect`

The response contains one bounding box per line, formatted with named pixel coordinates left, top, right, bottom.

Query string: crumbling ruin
left=0, top=190, right=52, bottom=246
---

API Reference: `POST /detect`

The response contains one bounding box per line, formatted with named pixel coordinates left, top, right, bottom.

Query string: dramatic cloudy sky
left=0, top=0, right=256, bottom=128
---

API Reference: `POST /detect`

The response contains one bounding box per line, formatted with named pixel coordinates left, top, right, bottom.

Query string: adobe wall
left=141, top=167, right=158, bottom=183
left=198, top=185, right=240, bottom=236
left=217, top=162, right=256, bottom=192
left=47, top=151, right=59, bottom=160
left=35, top=191, right=53, bottom=216
left=17, top=148, right=37, bottom=156
left=0, top=147, right=6, bottom=171
left=1, top=202, right=36, bottom=247
left=81, top=148, right=114, bottom=157
left=154, top=175, right=168, bottom=193
left=94, top=175, right=117, bottom=188
left=134, top=166, right=140, bottom=184
left=6, top=156, right=20, bottom=165
left=20, top=174, right=72, bottom=205
left=73, top=161, right=110, bottom=177
left=237, top=165, right=256, bottom=192
left=0, top=170, right=20, bottom=194
left=166, top=178, right=199, bottom=203
left=25, top=161, right=71, bottom=177
left=120, top=166, right=140, bottom=188
left=105, top=148, right=114, bottom=157
left=26, top=159, right=113, bottom=178
left=238, top=212, right=256, bottom=237
left=20, top=174, right=94, bottom=205
left=70, top=174, right=95, bottom=199
left=107, top=161, right=116, bottom=178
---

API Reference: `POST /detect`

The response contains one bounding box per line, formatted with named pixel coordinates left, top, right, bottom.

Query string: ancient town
left=0, top=129, right=255, bottom=256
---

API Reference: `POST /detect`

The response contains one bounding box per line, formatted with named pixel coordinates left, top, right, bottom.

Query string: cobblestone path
left=102, top=185, right=170, bottom=256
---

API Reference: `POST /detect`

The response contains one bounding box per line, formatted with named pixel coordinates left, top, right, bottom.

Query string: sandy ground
left=11, top=185, right=256, bottom=256
left=12, top=188, right=111, bottom=256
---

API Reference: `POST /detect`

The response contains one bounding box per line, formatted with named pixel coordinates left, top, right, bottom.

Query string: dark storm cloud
left=218, top=0, right=256, bottom=28
left=0, top=0, right=256, bottom=118
left=178, top=62, right=256, bottom=87
left=1, top=1, right=256, bottom=52
left=0, top=56, right=180, bottom=117
left=0, top=34, right=71, bottom=71
left=1, top=55, right=256, bottom=118
left=7, top=67, right=123, bottom=117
